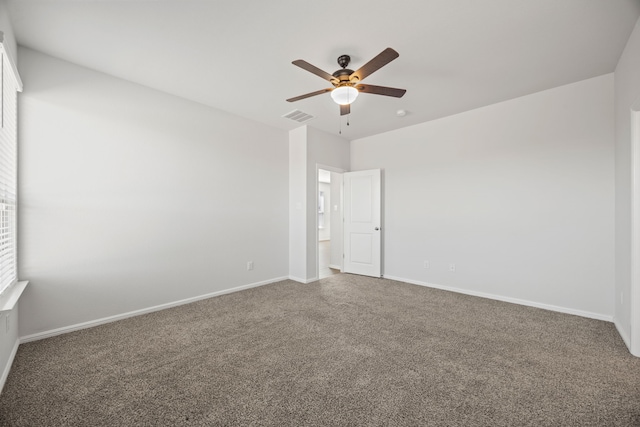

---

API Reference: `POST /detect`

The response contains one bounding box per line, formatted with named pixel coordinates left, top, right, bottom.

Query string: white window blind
left=0, top=35, right=22, bottom=295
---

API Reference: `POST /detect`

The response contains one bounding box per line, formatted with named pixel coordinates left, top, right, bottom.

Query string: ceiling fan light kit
left=287, top=47, right=406, bottom=118
left=331, top=86, right=359, bottom=105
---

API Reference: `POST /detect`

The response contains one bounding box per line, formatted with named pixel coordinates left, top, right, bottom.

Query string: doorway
left=317, top=167, right=344, bottom=279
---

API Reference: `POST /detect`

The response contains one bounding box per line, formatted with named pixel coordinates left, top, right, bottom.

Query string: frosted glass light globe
left=330, top=86, right=359, bottom=105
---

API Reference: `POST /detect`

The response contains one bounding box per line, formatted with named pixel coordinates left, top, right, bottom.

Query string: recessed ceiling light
left=396, top=109, right=407, bottom=117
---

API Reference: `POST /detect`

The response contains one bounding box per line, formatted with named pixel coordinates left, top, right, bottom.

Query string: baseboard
left=614, top=317, right=632, bottom=349
left=0, top=338, right=19, bottom=395
left=20, top=276, right=289, bottom=344
left=288, top=276, right=318, bottom=284
left=383, top=275, right=614, bottom=322
left=328, top=264, right=341, bottom=270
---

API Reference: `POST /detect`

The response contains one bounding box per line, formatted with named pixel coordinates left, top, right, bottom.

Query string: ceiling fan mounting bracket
left=337, top=54, right=351, bottom=69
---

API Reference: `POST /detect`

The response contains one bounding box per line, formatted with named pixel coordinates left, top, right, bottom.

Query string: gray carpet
left=1, top=275, right=639, bottom=426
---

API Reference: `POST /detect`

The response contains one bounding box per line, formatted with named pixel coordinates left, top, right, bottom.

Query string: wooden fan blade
left=286, top=88, right=333, bottom=102
left=340, top=104, right=350, bottom=116
left=292, top=60, right=338, bottom=83
left=350, top=48, right=399, bottom=82
left=356, top=84, right=406, bottom=98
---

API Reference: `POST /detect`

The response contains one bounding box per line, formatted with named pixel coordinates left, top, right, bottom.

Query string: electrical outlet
left=449, top=263, right=456, bottom=272
left=423, top=260, right=430, bottom=269
left=247, top=261, right=254, bottom=271
left=5, top=314, right=9, bottom=333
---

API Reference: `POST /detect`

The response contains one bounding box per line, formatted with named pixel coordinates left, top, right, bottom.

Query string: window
left=0, top=37, right=22, bottom=295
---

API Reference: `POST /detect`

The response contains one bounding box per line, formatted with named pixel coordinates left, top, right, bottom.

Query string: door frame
left=316, top=164, right=346, bottom=280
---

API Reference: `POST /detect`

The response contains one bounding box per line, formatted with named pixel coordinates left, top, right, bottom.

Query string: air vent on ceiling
left=282, top=109, right=314, bottom=123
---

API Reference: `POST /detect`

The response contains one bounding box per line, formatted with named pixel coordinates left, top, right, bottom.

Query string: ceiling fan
left=286, top=47, right=406, bottom=116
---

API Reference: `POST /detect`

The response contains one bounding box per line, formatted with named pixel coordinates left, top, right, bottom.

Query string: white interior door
left=343, top=169, right=381, bottom=277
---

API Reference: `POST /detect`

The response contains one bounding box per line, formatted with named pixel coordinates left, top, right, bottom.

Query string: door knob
left=375, top=227, right=380, bottom=231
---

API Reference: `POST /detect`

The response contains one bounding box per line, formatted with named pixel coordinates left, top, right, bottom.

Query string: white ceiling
left=6, top=0, right=640, bottom=140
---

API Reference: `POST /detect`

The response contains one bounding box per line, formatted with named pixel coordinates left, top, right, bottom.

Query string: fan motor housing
left=332, top=68, right=353, bottom=80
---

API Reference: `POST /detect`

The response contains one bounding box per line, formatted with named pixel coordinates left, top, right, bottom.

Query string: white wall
left=614, top=16, right=640, bottom=347
left=318, top=181, right=331, bottom=241
left=17, top=48, right=289, bottom=338
left=351, top=74, right=615, bottom=319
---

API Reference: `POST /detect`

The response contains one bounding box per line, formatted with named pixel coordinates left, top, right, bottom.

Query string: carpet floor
left=1, top=275, right=639, bottom=426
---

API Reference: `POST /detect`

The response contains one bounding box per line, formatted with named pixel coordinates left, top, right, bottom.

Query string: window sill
left=0, top=281, right=28, bottom=313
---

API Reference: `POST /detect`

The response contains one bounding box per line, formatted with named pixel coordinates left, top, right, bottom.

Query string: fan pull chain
left=339, top=113, right=351, bottom=134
